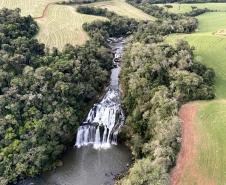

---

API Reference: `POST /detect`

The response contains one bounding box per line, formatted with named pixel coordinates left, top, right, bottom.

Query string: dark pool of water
left=17, top=144, right=131, bottom=185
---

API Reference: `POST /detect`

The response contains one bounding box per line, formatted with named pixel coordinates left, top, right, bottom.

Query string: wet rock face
left=75, top=38, right=125, bottom=149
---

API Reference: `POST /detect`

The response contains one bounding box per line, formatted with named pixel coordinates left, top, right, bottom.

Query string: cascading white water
left=94, top=126, right=101, bottom=149
left=75, top=38, right=125, bottom=149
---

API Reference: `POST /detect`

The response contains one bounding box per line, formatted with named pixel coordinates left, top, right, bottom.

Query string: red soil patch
left=170, top=103, right=216, bottom=185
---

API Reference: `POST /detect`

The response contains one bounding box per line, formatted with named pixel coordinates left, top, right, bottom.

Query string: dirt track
left=34, top=2, right=55, bottom=19
left=170, top=103, right=198, bottom=185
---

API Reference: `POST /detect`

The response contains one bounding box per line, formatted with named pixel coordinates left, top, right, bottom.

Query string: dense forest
left=0, top=2, right=215, bottom=185
left=78, top=5, right=198, bottom=35
left=77, top=7, right=139, bottom=37
left=0, top=8, right=113, bottom=185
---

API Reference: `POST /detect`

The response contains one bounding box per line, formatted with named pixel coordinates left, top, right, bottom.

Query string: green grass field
left=90, top=0, right=155, bottom=20
left=196, top=100, right=226, bottom=185
left=158, top=3, right=226, bottom=14
left=167, top=8, right=226, bottom=185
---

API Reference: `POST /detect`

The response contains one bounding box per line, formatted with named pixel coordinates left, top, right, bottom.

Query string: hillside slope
left=169, top=10, right=226, bottom=185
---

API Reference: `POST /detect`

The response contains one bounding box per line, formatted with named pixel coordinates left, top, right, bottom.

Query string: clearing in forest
left=158, top=3, right=226, bottom=14
left=90, top=0, right=154, bottom=20
left=168, top=8, right=226, bottom=185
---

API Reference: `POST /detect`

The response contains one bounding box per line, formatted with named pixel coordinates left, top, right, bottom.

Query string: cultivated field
left=169, top=8, right=226, bottom=185
left=158, top=3, right=226, bottom=14
left=0, top=0, right=59, bottom=17
left=197, top=101, right=226, bottom=185
left=36, top=4, right=107, bottom=50
left=90, top=0, right=154, bottom=20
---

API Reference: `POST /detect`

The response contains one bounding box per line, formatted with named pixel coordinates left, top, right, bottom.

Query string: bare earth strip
left=170, top=103, right=216, bottom=185
left=170, top=103, right=198, bottom=185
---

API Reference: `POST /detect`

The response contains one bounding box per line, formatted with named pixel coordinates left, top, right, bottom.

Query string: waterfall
left=75, top=38, right=125, bottom=149
left=94, top=126, right=101, bottom=149
left=75, top=89, right=125, bottom=149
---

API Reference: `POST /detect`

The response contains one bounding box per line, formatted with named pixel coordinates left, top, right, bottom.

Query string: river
left=16, top=38, right=131, bottom=185
left=17, top=145, right=131, bottom=185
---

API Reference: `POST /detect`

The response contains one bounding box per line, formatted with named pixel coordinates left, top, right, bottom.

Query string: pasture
left=158, top=3, right=226, bottom=14
left=196, top=100, right=226, bottom=185
left=90, top=0, right=154, bottom=20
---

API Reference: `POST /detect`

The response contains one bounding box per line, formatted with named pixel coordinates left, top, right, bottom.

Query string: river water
left=16, top=38, right=131, bottom=185
left=17, top=145, right=131, bottom=185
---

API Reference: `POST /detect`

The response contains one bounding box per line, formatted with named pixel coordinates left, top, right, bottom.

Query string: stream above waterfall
left=16, top=38, right=131, bottom=185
